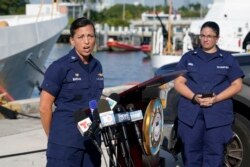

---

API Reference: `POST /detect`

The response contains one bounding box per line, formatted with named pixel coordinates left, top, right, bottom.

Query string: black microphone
left=114, top=104, right=131, bottom=166
left=97, top=99, right=117, bottom=166
left=85, top=109, right=101, bottom=139
left=126, top=104, right=143, bottom=146
left=115, top=110, right=131, bottom=124
left=126, top=104, right=152, bottom=167
left=73, top=108, right=92, bottom=136
left=109, top=93, right=120, bottom=102
left=73, top=108, right=102, bottom=154
left=105, top=92, right=120, bottom=110
left=98, top=99, right=116, bottom=128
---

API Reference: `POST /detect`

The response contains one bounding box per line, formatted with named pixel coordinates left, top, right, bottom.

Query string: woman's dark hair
left=70, top=17, right=96, bottom=37
left=200, top=21, right=220, bottom=37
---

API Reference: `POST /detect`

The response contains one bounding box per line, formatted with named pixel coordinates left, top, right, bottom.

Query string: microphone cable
left=101, top=128, right=120, bottom=167
left=93, top=139, right=109, bottom=167
left=84, top=121, right=111, bottom=167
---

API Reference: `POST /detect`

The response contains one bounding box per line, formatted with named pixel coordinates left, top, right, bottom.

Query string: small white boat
left=151, top=0, right=181, bottom=70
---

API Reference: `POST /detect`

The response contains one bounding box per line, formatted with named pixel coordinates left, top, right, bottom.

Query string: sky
left=30, top=0, right=213, bottom=9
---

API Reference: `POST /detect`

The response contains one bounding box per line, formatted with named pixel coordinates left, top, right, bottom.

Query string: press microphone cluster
left=73, top=93, right=144, bottom=167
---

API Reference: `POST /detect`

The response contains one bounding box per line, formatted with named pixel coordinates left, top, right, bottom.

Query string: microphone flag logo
left=105, top=97, right=117, bottom=110
left=77, top=117, right=92, bottom=135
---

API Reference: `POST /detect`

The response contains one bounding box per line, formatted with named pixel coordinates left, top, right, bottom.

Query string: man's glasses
left=199, top=34, right=218, bottom=40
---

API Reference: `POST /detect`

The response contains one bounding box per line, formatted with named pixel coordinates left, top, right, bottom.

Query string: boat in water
left=107, top=32, right=142, bottom=52
left=0, top=3, right=68, bottom=101
left=151, top=0, right=182, bottom=69
left=151, top=0, right=250, bottom=69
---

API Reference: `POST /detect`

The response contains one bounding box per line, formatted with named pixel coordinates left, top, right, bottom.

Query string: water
left=44, top=43, right=154, bottom=88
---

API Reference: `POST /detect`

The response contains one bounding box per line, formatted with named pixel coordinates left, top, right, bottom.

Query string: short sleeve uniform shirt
left=175, top=47, right=244, bottom=128
left=41, top=48, right=104, bottom=148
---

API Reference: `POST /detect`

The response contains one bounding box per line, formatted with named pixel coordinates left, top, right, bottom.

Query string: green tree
left=178, top=3, right=207, bottom=18
left=88, top=2, right=206, bottom=26
left=0, top=0, right=28, bottom=15
left=90, top=4, right=152, bottom=26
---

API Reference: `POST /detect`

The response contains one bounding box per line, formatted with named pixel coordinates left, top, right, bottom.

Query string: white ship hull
left=151, top=54, right=181, bottom=70
left=0, top=4, right=68, bottom=100
left=152, top=0, right=250, bottom=70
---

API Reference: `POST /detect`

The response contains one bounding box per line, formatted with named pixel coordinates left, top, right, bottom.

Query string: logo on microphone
left=130, top=110, right=143, bottom=121
left=99, top=111, right=116, bottom=127
left=105, top=97, right=117, bottom=110
left=115, top=112, right=131, bottom=123
left=77, top=117, right=92, bottom=135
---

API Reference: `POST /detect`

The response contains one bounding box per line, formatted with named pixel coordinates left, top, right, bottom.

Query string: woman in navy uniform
left=39, top=17, right=104, bottom=167
left=174, top=21, right=244, bottom=167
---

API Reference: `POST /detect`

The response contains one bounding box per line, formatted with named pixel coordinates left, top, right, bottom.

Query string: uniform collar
left=194, top=46, right=223, bottom=61
left=68, top=48, right=98, bottom=72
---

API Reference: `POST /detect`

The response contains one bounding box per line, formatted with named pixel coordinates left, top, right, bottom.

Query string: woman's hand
left=196, top=94, right=217, bottom=107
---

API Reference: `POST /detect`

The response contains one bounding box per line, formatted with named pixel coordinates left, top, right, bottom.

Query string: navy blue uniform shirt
left=176, top=47, right=244, bottom=128
left=41, top=48, right=104, bottom=148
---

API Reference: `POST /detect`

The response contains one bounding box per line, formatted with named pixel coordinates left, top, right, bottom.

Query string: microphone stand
left=114, top=105, right=132, bottom=167
left=101, top=128, right=117, bottom=167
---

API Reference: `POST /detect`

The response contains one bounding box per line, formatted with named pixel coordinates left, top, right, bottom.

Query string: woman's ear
left=69, top=37, right=73, bottom=45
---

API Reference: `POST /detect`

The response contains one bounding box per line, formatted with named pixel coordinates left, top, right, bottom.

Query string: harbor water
left=0, top=43, right=181, bottom=167
left=52, top=44, right=153, bottom=86
left=32, top=43, right=154, bottom=97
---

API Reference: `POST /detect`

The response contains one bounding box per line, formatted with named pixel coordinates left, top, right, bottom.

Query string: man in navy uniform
left=174, top=21, right=244, bottom=167
left=39, top=17, right=104, bottom=167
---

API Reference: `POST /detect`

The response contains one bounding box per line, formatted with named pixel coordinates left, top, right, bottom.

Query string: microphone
left=98, top=99, right=116, bottom=127
left=73, top=109, right=92, bottom=136
left=85, top=109, right=101, bottom=139
left=73, top=108, right=102, bottom=154
left=97, top=99, right=117, bottom=166
left=89, top=99, right=98, bottom=114
left=114, top=105, right=131, bottom=153
left=84, top=100, right=100, bottom=138
left=115, top=111, right=131, bottom=123
left=105, top=92, right=120, bottom=110
left=126, top=104, right=144, bottom=147
left=127, top=105, right=152, bottom=167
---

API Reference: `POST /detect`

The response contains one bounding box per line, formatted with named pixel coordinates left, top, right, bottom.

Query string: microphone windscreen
left=109, top=93, right=120, bottom=103
left=126, top=103, right=134, bottom=110
left=73, top=108, right=89, bottom=123
left=113, top=104, right=126, bottom=113
left=89, top=100, right=97, bottom=110
left=98, top=99, right=116, bottom=127
left=97, top=99, right=111, bottom=113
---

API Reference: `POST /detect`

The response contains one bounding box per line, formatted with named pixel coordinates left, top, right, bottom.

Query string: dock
left=0, top=85, right=182, bottom=167
left=57, top=18, right=192, bottom=51
left=0, top=85, right=133, bottom=166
